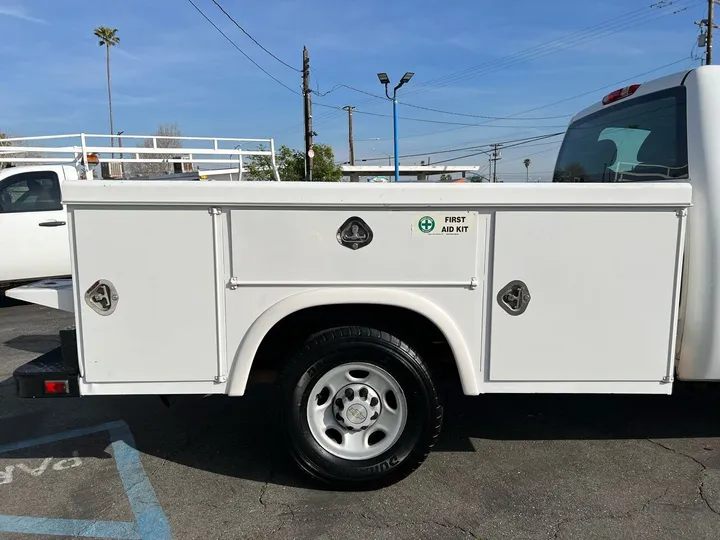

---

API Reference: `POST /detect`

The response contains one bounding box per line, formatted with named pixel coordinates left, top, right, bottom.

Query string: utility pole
left=696, top=1, right=718, bottom=65
left=117, top=131, right=124, bottom=158
left=342, top=106, right=355, bottom=165
left=709, top=0, right=716, bottom=65
left=302, top=46, right=313, bottom=180
left=490, top=144, right=502, bottom=182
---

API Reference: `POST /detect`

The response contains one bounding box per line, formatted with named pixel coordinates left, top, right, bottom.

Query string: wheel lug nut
left=359, top=388, right=368, bottom=400
left=370, top=397, right=378, bottom=407
left=345, top=388, right=354, bottom=400
left=335, top=398, right=344, bottom=409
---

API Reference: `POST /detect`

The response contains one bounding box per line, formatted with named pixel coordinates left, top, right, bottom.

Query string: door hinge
left=676, top=208, right=687, bottom=218
left=208, top=207, right=221, bottom=216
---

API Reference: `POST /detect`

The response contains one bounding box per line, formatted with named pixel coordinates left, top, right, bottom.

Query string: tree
left=0, top=132, right=39, bottom=169
left=439, top=173, right=453, bottom=181
left=246, top=143, right=342, bottom=181
left=94, top=26, right=120, bottom=148
left=523, top=158, right=531, bottom=182
left=467, top=174, right=488, bottom=183
left=553, top=162, right=587, bottom=182
left=128, top=122, right=184, bottom=176
left=0, top=132, right=11, bottom=169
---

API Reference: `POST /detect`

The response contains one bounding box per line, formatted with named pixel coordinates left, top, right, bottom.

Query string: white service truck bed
left=20, top=179, right=687, bottom=396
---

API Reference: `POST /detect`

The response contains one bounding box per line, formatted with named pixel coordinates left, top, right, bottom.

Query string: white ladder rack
left=0, top=133, right=281, bottom=181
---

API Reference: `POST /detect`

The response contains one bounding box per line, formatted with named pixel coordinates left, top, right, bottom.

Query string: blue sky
left=0, top=0, right=705, bottom=180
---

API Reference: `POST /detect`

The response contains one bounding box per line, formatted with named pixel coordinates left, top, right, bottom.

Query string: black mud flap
left=14, top=326, right=80, bottom=398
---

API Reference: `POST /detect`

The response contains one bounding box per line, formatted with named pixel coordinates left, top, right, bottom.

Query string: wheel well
left=249, top=304, right=457, bottom=384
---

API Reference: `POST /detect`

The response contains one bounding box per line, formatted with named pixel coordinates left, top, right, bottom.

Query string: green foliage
left=467, top=174, right=488, bottom=183
left=94, top=26, right=120, bottom=47
left=552, top=162, right=587, bottom=182
left=246, top=143, right=343, bottom=181
left=439, top=173, right=453, bottom=181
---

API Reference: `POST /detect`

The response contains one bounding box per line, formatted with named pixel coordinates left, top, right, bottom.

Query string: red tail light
left=44, top=380, right=69, bottom=394
left=602, top=84, right=641, bottom=105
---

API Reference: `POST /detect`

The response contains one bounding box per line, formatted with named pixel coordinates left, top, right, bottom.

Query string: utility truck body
left=7, top=66, right=720, bottom=488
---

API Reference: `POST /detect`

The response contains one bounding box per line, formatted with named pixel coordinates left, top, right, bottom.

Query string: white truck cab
left=5, top=67, right=720, bottom=490
left=0, top=164, right=77, bottom=285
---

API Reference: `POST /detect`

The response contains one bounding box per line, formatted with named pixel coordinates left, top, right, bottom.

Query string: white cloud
left=0, top=5, right=48, bottom=24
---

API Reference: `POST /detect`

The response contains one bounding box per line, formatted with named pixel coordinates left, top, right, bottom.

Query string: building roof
left=342, top=165, right=480, bottom=176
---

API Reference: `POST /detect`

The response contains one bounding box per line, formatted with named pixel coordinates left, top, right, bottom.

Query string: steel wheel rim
left=306, top=362, right=408, bottom=461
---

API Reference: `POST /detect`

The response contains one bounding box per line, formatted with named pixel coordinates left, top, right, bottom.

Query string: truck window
left=553, top=87, right=688, bottom=183
left=0, top=171, right=62, bottom=213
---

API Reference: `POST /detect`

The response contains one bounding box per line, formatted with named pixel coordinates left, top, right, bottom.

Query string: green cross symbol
left=418, top=216, right=435, bottom=233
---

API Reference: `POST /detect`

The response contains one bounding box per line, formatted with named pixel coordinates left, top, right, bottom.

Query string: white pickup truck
left=6, top=66, right=719, bottom=490
left=0, top=134, right=278, bottom=290
left=0, top=164, right=76, bottom=287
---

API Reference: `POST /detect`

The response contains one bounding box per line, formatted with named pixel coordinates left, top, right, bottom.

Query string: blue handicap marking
left=0, top=420, right=172, bottom=539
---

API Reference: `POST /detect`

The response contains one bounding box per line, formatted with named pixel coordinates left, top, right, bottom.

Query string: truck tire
left=278, top=326, right=443, bottom=489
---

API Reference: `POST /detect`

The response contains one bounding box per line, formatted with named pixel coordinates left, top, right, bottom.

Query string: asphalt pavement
left=1, top=296, right=719, bottom=540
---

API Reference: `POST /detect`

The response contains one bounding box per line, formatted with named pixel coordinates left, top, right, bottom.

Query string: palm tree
left=94, top=26, right=120, bottom=148
left=523, top=158, right=531, bottom=182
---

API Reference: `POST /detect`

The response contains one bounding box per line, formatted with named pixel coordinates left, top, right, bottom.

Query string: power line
left=349, top=56, right=692, bottom=143
left=209, top=0, right=300, bottom=72
left=397, top=102, right=572, bottom=121
left=315, top=84, right=573, bottom=120
left=351, top=109, right=568, bottom=128
left=431, top=139, right=561, bottom=166
left=360, top=132, right=563, bottom=163
left=311, top=2, right=699, bottom=134
left=321, top=0, right=697, bottom=118
left=186, top=0, right=300, bottom=95
left=281, top=31, right=694, bottom=141
left=402, top=0, right=699, bottom=97
left=333, top=1, right=689, bottom=116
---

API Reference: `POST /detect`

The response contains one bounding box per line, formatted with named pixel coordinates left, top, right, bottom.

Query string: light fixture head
left=400, top=72, right=414, bottom=84
left=377, top=72, right=390, bottom=85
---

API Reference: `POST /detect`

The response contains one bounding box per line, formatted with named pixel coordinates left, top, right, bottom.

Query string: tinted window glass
left=553, top=87, right=688, bottom=183
left=0, top=171, right=62, bottom=213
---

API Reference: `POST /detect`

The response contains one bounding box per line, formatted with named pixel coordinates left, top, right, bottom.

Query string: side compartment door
left=0, top=170, right=70, bottom=283
left=488, top=209, right=684, bottom=382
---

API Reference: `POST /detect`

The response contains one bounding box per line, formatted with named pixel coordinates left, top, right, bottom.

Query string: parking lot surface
left=1, top=297, right=720, bottom=540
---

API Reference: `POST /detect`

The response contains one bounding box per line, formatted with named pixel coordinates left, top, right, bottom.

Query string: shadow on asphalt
left=1, top=372, right=719, bottom=490
left=3, top=335, right=64, bottom=353
left=0, top=295, right=25, bottom=309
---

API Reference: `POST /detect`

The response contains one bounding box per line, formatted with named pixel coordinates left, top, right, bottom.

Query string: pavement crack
left=646, top=439, right=720, bottom=517
left=258, top=478, right=270, bottom=510
left=430, top=519, right=476, bottom=538
left=699, top=474, right=720, bottom=517
left=646, top=439, right=707, bottom=469
left=641, top=484, right=673, bottom=512
left=551, top=518, right=572, bottom=540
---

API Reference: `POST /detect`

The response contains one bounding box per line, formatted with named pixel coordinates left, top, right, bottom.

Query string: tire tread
left=278, top=325, right=442, bottom=489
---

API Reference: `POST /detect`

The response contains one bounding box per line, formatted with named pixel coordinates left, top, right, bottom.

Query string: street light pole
left=392, top=97, right=399, bottom=179
left=377, top=71, right=414, bottom=182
